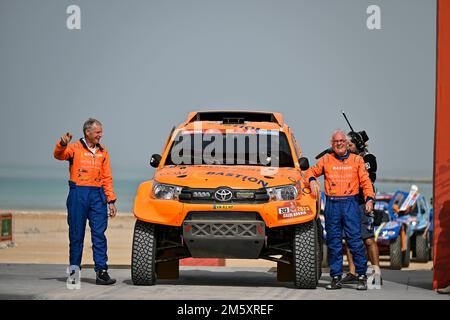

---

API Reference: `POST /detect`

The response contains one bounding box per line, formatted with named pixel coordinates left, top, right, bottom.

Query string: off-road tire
left=402, top=234, right=411, bottom=268
left=389, top=235, right=402, bottom=270
left=415, top=231, right=429, bottom=262
left=293, top=220, right=319, bottom=289
left=131, top=220, right=157, bottom=285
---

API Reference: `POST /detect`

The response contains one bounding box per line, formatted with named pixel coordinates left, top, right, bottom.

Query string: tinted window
left=164, top=131, right=295, bottom=167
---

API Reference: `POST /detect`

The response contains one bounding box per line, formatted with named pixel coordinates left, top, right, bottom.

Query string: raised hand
left=309, top=180, right=321, bottom=200
left=60, top=132, right=73, bottom=146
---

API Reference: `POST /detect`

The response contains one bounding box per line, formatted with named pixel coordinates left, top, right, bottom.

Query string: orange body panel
left=133, top=178, right=317, bottom=228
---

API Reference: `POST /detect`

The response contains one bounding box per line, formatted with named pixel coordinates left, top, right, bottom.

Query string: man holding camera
left=340, top=132, right=382, bottom=287
left=306, top=130, right=374, bottom=290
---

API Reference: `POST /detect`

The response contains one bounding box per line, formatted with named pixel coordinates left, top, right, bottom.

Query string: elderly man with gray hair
left=306, top=129, right=374, bottom=290
left=54, top=118, right=117, bottom=288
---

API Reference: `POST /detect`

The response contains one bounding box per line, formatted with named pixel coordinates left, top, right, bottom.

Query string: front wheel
left=402, top=234, right=411, bottom=268
left=131, top=220, right=157, bottom=285
left=293, top=221, right=319, bottom=289
left=389, top=235, right=402, bottom=270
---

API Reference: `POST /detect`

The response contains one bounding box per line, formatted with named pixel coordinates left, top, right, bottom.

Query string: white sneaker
left=367, top=270, right=382, bottom=290
left=66, top=267, right=81, bottom=290
left=366, top=267, right=374, bottom=289
left=373, top=272, right=382, bottom=289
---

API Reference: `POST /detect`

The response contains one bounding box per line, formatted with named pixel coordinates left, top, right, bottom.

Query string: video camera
left=347, top=130, right=369, bottom=154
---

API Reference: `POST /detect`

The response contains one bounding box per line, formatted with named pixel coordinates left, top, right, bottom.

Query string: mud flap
left=156, top=260, right=179, bottom=279
left=277, top=256, right=294, bottom=282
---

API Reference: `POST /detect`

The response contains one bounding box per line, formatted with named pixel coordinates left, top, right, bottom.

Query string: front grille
left=182, top=211, right=266, bottom=258
left=179, top=187, right=269, bottom=204
left=183, top=211, right=265, bottom=238
left=190, top=223, right=261, bottom=237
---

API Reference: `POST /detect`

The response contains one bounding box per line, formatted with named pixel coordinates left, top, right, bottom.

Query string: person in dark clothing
left=341, top=136, right=382, bottom=287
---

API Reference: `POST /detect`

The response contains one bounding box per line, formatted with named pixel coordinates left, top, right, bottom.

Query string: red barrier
left=180, top=258, right=225, bottom=266
left=433, top=0, right=450, bottom=291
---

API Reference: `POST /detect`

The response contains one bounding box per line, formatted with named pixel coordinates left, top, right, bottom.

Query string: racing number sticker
left=277, top=202, right=313, bottom=220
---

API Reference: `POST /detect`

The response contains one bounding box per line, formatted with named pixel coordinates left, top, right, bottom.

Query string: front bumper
left=133, top=181, right=317, bottom=228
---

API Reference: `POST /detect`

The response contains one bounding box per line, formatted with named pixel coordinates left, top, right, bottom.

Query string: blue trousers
left=67, top=181, right=109, bottom=272
left=324, top=195, right=367, bottom=277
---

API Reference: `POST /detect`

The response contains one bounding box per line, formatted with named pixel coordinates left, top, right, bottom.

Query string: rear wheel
left=293, top=220, right=319, bottom=289
left=131, top=220, right=157, bottom=285
left=415, top=231, right=430, bottom=262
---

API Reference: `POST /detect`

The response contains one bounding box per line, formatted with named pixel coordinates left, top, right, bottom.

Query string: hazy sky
left=0, top=0, right=436, bottom=179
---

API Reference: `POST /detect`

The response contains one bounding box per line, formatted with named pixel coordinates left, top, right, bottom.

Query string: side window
left=417, top=197, right=426, bottom=215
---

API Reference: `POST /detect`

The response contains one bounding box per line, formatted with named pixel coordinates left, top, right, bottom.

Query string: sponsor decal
left=83, top=152, right=103, bottom=157
left=157, top=171, right=188, bottom=177
left=332, top=166, right=352, bottom=170
left=78, top=175, right=89, bottom=181
left=206, top=171, right=268, bottom=188
left=277, top=202, right=313, bottom=220
left=213, top=204, right=234, bottom=209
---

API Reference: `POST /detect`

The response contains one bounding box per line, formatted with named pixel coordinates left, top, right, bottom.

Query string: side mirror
left=150, top=154, right=162, bottom=168
left=299, top=157, right=310, bottom=171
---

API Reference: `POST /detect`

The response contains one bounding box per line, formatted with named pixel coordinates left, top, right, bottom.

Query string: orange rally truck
left=131, top=110, right=323, bottom=288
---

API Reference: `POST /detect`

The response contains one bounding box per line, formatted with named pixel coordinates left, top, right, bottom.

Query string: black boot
left=326, top=276, right=342, bottom=290
left=96, top=270, right=116, bottom=285
left=340, top=272, right=358, bottom=284
left=356, top=274, right=367, bottom=290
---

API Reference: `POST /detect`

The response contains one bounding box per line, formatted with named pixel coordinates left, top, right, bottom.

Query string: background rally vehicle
left=132, top=111, right=323, bottom=288
left=374, top=187, right=432, bottom=270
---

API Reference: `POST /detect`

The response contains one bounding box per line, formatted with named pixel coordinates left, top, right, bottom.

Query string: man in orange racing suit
left=306, top=130, right=374, bottom=290
left=54, top=118, right=117, bottom=286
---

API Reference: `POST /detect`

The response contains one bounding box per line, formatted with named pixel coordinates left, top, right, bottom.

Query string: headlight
left=152, top=183, right=183, bottom=200
left=266, top=185, right=298, bottom=201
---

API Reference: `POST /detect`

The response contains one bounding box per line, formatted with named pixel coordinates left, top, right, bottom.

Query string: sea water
left=0, top=168, right=433, bottom=213
left=0, top=167, right=153, bottom=212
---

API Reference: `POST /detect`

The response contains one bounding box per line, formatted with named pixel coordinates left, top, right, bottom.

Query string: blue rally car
left=373, top=187, right=432, bottom=269
left=320, top=187, right=432, bottom=270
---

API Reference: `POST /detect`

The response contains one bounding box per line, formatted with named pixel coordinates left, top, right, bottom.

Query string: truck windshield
left=164, top=131, right=295, bottom=167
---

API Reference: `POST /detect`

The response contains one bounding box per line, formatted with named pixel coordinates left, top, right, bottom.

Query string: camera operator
left=340, top=131, right=382, bottom=286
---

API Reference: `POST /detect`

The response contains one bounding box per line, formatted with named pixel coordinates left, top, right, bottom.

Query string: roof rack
left=186, top=111, right=283, bottom=125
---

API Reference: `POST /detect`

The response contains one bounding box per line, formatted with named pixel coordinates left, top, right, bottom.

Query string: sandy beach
left=0, top=210, right=433, bottom=270
left=0, top=210, right=135, bottom=266
left=0, top=210, right=276, bottom=268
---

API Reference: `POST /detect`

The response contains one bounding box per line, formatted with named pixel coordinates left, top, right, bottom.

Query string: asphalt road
left=0, top=264, right=448, bottom=300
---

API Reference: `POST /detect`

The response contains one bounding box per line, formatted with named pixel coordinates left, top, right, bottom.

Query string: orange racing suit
left=53, top=139, right=117, bottom=203
left=305, top=152, right=374, bottom=201
left=306, top=151, right=374, bottom=278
